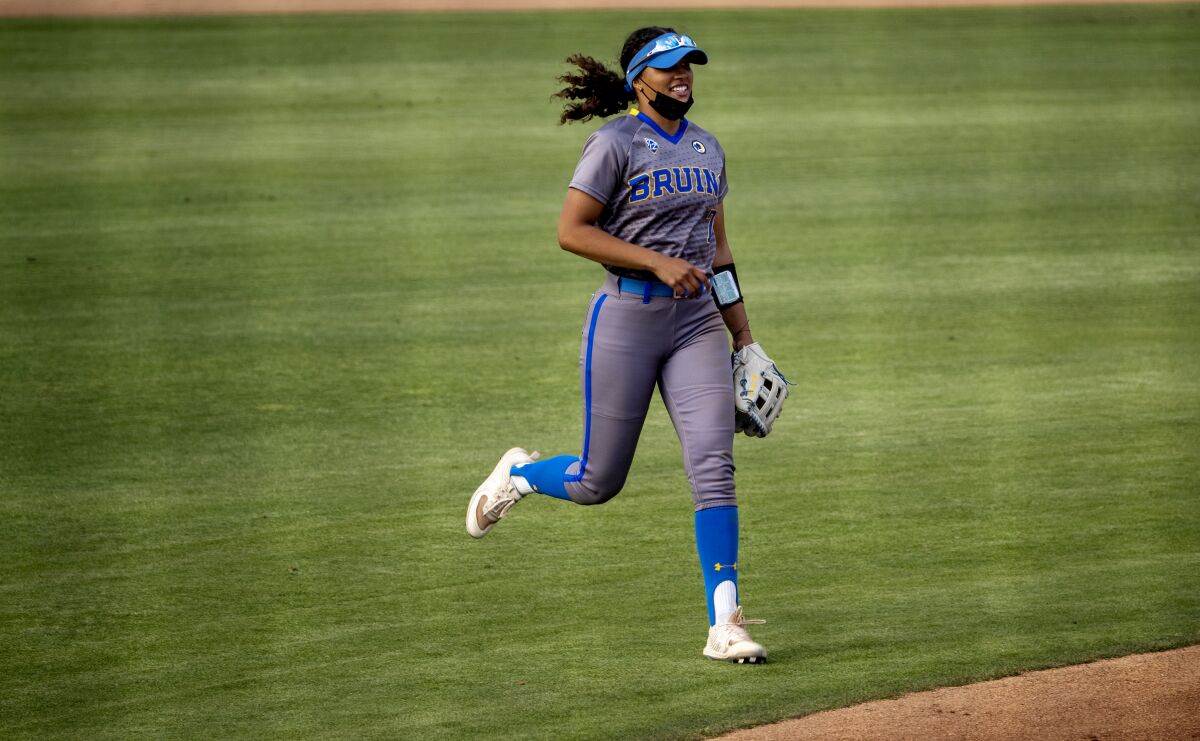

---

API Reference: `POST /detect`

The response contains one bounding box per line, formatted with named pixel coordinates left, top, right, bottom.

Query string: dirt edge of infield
left=710, top=644, right=1200, bottom=741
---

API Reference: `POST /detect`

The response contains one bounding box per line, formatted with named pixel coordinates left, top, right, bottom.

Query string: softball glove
left=732, top=342, right=793, bottom=437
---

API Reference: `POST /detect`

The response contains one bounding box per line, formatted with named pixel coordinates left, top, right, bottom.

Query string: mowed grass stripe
left=1, top=5, right=1198, bottom=739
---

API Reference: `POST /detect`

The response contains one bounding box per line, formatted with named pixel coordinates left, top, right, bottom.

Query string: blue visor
left=624, top=33, right=708, bottom=91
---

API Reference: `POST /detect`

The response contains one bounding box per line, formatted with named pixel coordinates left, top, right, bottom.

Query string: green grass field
left=2, top=4, right=1198, bottom=738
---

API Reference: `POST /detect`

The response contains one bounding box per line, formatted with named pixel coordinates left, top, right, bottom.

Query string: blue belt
left=617, top=276, right=676, bottom=303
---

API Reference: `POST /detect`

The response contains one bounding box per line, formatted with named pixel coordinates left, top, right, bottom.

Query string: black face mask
left=642, top=83, right=693, bottom=121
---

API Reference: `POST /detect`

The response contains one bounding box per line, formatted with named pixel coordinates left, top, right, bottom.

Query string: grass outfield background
left=2, top=4, right=1198, bottom=738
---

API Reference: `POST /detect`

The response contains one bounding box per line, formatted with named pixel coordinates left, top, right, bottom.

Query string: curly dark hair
left=554, top=26, right=675, bottom=125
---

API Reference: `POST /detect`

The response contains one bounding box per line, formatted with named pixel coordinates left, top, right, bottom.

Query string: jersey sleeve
left=569, top=127, right=627, bottom=205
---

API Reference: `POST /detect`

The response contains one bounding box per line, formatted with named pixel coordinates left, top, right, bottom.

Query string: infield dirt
left=5, top=0, right=1195, bottom=739
left=713, top=645, right=1200, bottom=740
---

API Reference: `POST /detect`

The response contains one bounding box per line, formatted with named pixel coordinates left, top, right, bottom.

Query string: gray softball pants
left=560, top=272, right=737, bottom=511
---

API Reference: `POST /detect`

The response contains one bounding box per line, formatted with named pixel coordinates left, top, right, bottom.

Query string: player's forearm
left=719, top=301, right=754, bottom=351
left=712, top=227, right=752, bottom=348
left=557, top=221, right=666, bottom=274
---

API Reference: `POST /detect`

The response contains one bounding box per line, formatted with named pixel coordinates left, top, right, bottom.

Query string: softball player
left=467, top=27, right=783, bottom=663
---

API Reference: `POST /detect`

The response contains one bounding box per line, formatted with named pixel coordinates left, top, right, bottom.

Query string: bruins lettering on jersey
left=628, top=167, right=722, bottom=203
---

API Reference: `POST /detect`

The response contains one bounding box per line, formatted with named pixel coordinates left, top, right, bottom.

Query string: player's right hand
left=651, top=254, right=710, bottom=299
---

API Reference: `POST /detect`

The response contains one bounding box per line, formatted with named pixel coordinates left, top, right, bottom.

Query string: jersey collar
left=629, top=108, right=689, bottom=145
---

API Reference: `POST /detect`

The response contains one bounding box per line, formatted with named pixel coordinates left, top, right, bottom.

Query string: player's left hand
left=732, top=342, right=793, bottom=437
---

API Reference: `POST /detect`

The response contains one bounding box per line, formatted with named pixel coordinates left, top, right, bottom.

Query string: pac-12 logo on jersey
left=692, top=140, right=706, bottom=154
left=644, top=138, right=659, bottom=153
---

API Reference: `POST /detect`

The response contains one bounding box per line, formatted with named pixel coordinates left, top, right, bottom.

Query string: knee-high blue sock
left=695, top=505, right=739, bottom=626
left=510, top=455, right=577, bottom=501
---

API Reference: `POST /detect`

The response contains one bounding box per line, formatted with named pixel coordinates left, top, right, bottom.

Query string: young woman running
left=467, top=27, right=778, bottom=664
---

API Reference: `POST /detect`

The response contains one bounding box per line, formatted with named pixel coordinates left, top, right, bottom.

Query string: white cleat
left=703, top=606, right=767, bottom=664
left=466, top=447, right=538, bottom=539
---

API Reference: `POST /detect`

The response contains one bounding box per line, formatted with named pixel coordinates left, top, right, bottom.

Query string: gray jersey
left=569, top=110, right=728, bottom=279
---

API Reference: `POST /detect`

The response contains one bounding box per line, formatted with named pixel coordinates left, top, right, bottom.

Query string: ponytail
left=554, top=55, right=633, bottom=124
left=554, top=25, right=676, bottom=125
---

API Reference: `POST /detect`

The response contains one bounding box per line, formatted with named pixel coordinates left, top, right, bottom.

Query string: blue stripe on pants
left=509, top=294, right=607, bottom=500
left=567, top=293, right=606, bottom=482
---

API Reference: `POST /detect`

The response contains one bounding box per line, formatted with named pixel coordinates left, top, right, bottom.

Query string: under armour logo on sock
left=713, top=562, right=737, bottom=572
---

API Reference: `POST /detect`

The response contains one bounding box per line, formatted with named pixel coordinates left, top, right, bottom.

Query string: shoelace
left=483, top=482, right=520, bottom=523
left=481, top=451, right=540, bottom=524
left=720, top=610, right=766, bottom=644
left=726, top=607, right=765, bottom=627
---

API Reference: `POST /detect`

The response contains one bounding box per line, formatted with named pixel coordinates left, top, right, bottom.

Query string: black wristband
left=711, top=263, right=744, bottom=310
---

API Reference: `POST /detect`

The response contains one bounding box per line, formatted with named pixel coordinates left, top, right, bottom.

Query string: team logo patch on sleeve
left=645, top=138, right=659, bottom=153
left=692, top=140, right=706, bottom=153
